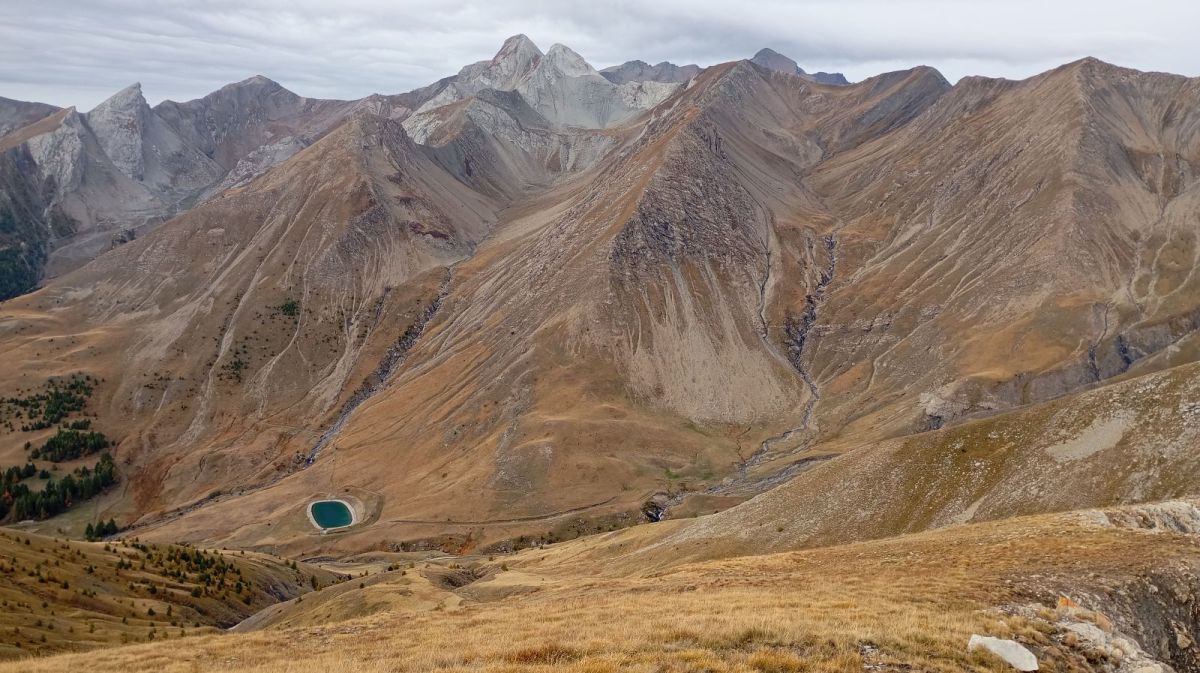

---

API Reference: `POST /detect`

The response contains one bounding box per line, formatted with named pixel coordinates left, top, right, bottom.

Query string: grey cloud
left=1, top=0, right=1196, bottom=109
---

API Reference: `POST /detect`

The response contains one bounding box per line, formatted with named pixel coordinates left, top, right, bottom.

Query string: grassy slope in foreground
left=4, top=502, right=1200, bottom=673
left=0, top=528, right=340, bottom=659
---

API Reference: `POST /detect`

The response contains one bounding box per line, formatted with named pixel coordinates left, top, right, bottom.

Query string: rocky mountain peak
left=544, top=43, right=597, bottom=77
left=89, top=82, right=147, bottom=115
left=210, top=75, right=300, bottom=105
left=85, top=82, right=150, bottom=180
left=439, top=33, right=544, bottom=97
left=1055, top=55, right=1138, bottom=82
left=752, top=48, right=805, bottom=75
left=230, top=75, right=286, bottom=93
left=492, top=34, right=543, bottom=71
left=750, top=48, right=851, bottom=85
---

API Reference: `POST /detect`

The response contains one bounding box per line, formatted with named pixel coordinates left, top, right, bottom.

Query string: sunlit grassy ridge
left=3, top=505, right=1194, bottom=673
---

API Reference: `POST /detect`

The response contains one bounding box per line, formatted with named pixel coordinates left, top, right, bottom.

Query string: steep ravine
left=729, top=234, right=838, bottom=485
left=783, top=234, right=837, bottom=428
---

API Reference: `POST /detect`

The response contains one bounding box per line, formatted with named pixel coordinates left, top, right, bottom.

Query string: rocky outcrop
left=751, top=48, right=803, bottom=74
left=85, top=83, right=149, bottom=181
left=24, top=109, right=86, bottom=195
left=14, top=106, right=164, bottom=274
left=810, top=72, right=851, bottom=85
left=448, top=34, right=545, bottom=97
left=1094, top=501, right=1200, bottom=535
left=968, top=635, right=1039, bottom=671
left=0, top=92, right=217, bottom=282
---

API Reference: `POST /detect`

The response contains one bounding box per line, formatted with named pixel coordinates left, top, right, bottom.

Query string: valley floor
left=4, top=502, right=1197, bottom=673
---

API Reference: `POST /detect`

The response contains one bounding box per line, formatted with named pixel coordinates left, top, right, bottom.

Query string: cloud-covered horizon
left=2, top=0, right=1197, bottom=110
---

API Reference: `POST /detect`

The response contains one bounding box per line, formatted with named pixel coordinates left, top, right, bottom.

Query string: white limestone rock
left=86, top=83, right=148, bottom=181
left=26, top=109, right=86, bottom=193
left=968, top=635, right=1038, bottom=671
left=86, top=82, right=223, bottom=200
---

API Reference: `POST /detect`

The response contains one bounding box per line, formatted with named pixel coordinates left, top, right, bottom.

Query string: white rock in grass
left=969, top=635, right=1039, bottom=671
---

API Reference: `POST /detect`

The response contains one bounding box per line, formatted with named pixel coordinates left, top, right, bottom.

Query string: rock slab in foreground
left=968, top=635, right=1038, bottom=671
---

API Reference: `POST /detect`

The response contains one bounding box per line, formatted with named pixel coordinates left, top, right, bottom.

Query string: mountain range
left=1, top=34, right=1199, bottom=671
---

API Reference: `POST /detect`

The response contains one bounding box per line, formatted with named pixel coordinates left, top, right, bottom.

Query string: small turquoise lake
left=309, top=500, right=353, bottom=529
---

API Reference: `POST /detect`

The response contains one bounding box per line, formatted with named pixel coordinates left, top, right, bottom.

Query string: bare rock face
left=25, top=109, right=87, bottom=194
left=810, top=71, right=850, bottom=85
left=459, top=33, right=545, bottom=93
left=0, top=143, right=59, bottom=299
left=2, top=104, right=165, bottom=290
left=402, top=37, right=671, bottom=195
left=23, top=105, right=165, bottom=234
left=86, top=83, right=225, bottom=201
left=413, top=89, right=618, bottom=199
left=86, top=83, right=149, bottom=181
left=517, top=43, right=665, bottom=128
left=600, top=60, right=702, bottom=84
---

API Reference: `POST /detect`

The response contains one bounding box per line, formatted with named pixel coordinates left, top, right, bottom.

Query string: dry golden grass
left=0, top=528, right=338, bottom=659
left=2, top=507, right=1189, bottom=673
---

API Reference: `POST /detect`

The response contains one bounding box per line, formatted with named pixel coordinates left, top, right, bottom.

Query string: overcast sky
left=2, top=0, right=1197, bottom=109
